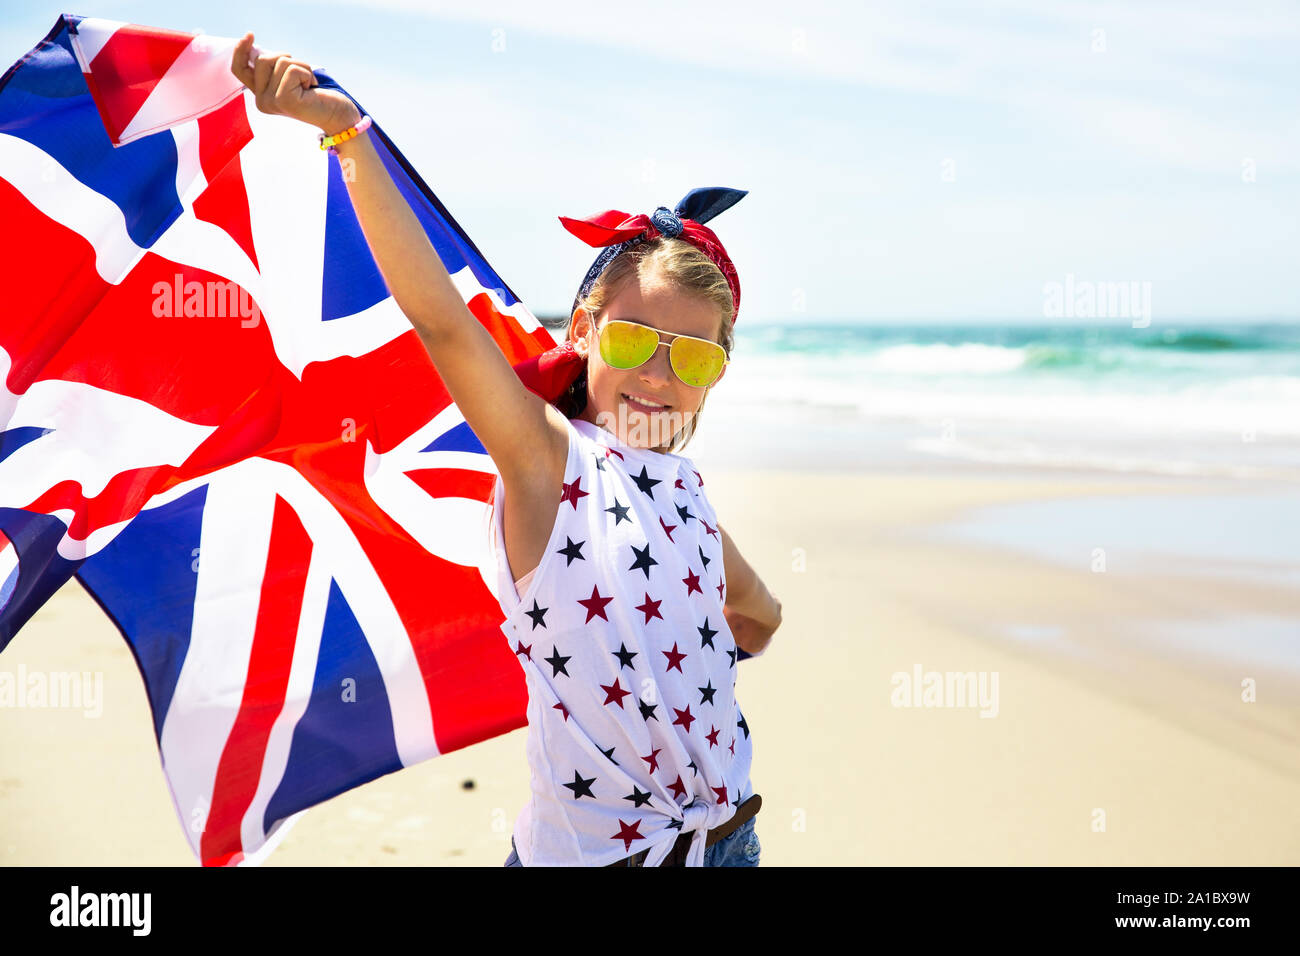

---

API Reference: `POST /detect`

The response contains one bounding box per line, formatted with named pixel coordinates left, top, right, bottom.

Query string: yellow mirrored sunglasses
left=597, top=319, right=729, bottom=388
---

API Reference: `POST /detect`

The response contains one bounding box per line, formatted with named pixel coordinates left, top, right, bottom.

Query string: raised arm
left=230, top=34, right=565, bottom=485
left=325, top=108, right=566, bottom=483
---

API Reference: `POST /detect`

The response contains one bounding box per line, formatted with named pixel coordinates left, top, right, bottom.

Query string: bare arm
left=230, top=34, right=565, bottom=485
left=719, top=522, right=781, bottom=655
left=329, top=120, right=566, bottom=482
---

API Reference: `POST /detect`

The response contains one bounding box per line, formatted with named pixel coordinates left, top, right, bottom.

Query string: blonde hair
left=559, top=237, right=735, bottom=454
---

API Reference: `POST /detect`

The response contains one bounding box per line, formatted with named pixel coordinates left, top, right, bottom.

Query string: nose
left=638, top=341, right=674, bottom=389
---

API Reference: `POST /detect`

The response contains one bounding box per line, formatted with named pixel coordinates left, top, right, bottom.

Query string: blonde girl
left=231, top=34, right=782, bottom=867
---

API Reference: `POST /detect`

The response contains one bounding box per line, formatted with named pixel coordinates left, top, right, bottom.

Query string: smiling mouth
left=622, top=393, right=671, bottom=411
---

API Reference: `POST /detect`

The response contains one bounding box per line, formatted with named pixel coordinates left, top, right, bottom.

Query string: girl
left=231, top=34, right=783, bottom=867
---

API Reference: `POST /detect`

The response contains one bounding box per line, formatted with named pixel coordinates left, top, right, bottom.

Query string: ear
left=569, top=307, right=595, bottom=355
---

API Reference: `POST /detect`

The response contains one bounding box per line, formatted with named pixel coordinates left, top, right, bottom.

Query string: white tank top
left=490, top=415, right=755, bottom=866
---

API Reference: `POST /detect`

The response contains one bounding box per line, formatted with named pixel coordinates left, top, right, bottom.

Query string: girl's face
left=570, top=271, right=728, bottom=452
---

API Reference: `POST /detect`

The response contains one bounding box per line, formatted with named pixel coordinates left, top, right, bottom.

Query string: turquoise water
left=699, top=320, right=1300, bottom=478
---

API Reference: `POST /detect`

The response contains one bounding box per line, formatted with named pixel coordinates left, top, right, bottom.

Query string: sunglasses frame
left=597, top=318, right=730, bottom=389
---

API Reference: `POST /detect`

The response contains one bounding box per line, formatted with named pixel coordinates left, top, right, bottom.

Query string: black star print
left=544, top=646, right=571, bottom=677
left=727, top=648, right=737, bottom=669
left=624, top=786, right=653, bottom=808
left=628, top=542, right=658, bottom=580
left=698, top=680, right=717, bottom=706
left=698, top=617, right=718, bottom=650
left=638, top=697, right=659, bottom=722
left=563, top=769, right=596, bottom=800
left=601, top=745, right=619, bottom=766
left=524, top=599, right=548, bottom=630
left=737, top=714, right=749, bottom=739
left=605, top=498, right=633, bottom=525
left=666, top=818, right=683, bottom=830
left=555, top=537, right=586, bottom=565
left=631, top=465, right=662, bottom=499
left=593, top=453, right=607, bottom=471
left=698, top=545, right=711, bottom=569
left=687, top=759, right=698, bottom=775
left=676, top=501, right=695, bottom=524
left=612, top=642, right=638, bottom=670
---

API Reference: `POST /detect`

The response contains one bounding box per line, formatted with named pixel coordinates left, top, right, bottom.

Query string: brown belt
left=607, top=793, right=761, bottom=867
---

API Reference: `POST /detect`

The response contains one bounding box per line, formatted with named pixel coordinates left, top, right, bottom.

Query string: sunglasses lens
left=599, top=321, right=658, bottom=369
left=670, top=337, right=726, bottom=387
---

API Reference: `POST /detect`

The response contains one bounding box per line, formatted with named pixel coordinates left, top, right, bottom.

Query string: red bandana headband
left=511, top=187, right=747, bottom=408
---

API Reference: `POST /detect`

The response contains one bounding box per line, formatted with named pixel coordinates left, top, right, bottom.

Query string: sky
left=2, top=0, right=1297, bottom=324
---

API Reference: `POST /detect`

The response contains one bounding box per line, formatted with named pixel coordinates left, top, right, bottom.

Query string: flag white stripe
left=67, top=17, right=122, bottom=72
left=157, top=455, right=440, bottom=861
left=0, top=346, right=218, bottom=562
left=117, top=34, right=246, bottom=146
left=240, top=547, right=333, bottom=857
left=0, top=133, right=144, bottom=284
left=162, top=463, right=278, bottom=861
left=238, top=102, right=330, bottom=379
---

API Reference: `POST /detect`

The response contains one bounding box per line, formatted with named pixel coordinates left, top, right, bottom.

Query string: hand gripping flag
left=0, top=15, right=560, bottom=865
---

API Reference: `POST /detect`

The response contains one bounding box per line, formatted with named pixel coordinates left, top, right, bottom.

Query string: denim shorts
left=504, top=815, right=760, bottom=866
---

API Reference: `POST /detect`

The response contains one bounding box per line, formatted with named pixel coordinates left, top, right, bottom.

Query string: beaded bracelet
left=318, top=114, right=372, bottom=154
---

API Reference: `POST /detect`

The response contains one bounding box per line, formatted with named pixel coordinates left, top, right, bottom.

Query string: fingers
left=274, top=61, right=316, bottom=108
left=252, top=48, right=286, bottom=102
left=230, top=33, right=252, bottom=85
left=255, top=52, right=305, bottom=115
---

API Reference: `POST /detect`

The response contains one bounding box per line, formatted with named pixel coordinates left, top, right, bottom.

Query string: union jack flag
left=0, top=15, right=552, bottom=865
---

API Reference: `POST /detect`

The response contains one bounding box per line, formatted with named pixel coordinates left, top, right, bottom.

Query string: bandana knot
left=649, top=206, right=684, bottom=239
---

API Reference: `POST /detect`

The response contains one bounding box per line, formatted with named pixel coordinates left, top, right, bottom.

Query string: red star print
left=552, top=701, right=569, bottom=721
left=657, top=516, right=677, bottom=544
left=560, top=476, right=588, bottom=510
left=672, top=705, right=695, bottom=733
left=674, top=478, right=685, bottom=490
left=642, top=747, right=662, bottom=773
left=600, top=679, right=631, bottom=709
left=728, top=739, right=736, bottom=757
left=702, top=519, right=719, bottom=540
left=514, top=641, right=532, bottom=660
left=667, top=775, right=687, bottom=800
left=716, top=579, right=725, bottom=602
left=611, top=819, right=645, bottom=852
left=712, top=784, right=728, bottom=806
left=682, top=568, right=703, bottom=596
left=578, top=584, right=613, bottom=623
left=636, top=593, right=664, bottom=624
left=603, top=446, right=624, bottom=461
left=694, top=469, right=704, bottom=487
left=662, top=641, right=687, bottom=673
left=705, top=725, right=720, bottom=748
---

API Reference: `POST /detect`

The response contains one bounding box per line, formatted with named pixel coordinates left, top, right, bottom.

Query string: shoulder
left=498, top=404, right=577, bottom=508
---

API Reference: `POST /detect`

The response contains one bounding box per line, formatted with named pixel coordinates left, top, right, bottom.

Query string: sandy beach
left=3, top=462, right=1297, bottom=866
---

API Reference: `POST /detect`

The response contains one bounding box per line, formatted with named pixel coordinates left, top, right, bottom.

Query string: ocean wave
left=711, top=360, right=1300, bottom=437
left=1135, top=330, right=1244, bottom=351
